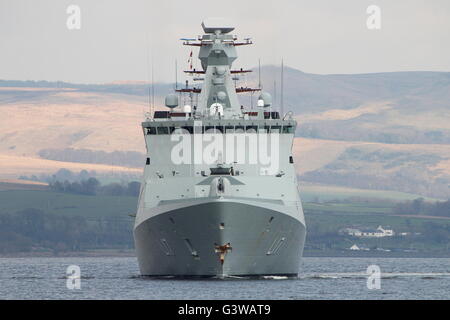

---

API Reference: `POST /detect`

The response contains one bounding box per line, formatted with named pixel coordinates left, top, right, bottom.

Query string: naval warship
left=133, top=20, right=306, bottom=277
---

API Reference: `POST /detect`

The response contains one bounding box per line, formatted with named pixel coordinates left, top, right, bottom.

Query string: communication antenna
left=175, top=59, right=178, bottom=90
left=145, top=33, right=153, bottom=116
left=145, top=43, right=150, bottom=112
left=258, top=58, right=261, bottom=89
left=280, top=58, right=284, bottom=117
left=273, top=79, right=277, bottom=109
left=147, top=86, right=151, bottom=115
left=151, top=57, right=155, bottom=113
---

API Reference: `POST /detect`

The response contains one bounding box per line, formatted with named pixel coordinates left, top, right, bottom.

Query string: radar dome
left=216, top=66, right=226, bottom=76
left=216, top=91, right=227, bottom=101
left=165, top=94, right=179, bottom=109
left=258, top=92, right=272, bottom=107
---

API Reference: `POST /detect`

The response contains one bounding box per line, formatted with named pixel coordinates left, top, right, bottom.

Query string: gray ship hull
left=134, top=198, right=306, bottom=277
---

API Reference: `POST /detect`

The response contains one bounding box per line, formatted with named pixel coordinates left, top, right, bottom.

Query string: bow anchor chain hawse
left=214, top=242, right=232, bottom=265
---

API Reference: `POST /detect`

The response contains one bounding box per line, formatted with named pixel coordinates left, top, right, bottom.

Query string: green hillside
left=299, top=182, right=438, bottom=202
left=0, top=190, right=137, bottom=218
left=0, top=189, right=449, bottom=256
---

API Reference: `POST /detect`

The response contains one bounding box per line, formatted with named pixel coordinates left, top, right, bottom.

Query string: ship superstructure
left=133, top=20, right=306, bottom=277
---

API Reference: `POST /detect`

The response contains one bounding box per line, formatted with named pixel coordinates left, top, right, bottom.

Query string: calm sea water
left=0, top=257, right=449, bottom=299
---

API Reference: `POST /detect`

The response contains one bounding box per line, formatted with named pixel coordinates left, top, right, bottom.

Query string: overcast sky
left=1, top=0, right=449, bottom=83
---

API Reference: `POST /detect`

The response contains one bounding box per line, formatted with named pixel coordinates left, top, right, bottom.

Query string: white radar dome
left=216, top=91, right=227, bottom=101
left=257, top=92, right=272, bottom=107
left=183, top=105, right=192, bottom=113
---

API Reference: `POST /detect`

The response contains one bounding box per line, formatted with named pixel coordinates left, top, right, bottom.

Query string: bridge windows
left=263, top=112, right=280, bottom=119
left=181, top=126, right=193, bottom=134
left=145, top=124, right=294, bottom=135
left=270, top=125, right=281, bottom=133
left=260, top=126, right=270, bottom=133
left=282, top=125, right=294, bottom=134
left=210, top=167, right=231, bottom=175
left=157, top=127, right=169, bottom=134
left=194, top=125, right=204, bottom=134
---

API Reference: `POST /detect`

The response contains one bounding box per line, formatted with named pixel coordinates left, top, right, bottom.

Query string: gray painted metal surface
left=133, top=21, right=306, bottom=277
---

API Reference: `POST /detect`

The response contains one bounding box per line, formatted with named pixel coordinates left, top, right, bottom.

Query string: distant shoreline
left=1, top=250, right=450, bottom=259
left=303, top=251, right=450, bottom=258
left=0, top=250, right=136, bottom=258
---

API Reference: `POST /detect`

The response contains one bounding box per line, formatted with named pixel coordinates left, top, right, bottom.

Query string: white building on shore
left=342, top=225, right=395, bottom=238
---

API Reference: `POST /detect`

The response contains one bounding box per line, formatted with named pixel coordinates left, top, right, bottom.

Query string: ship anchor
left=214, top=242, right=232, bottom=265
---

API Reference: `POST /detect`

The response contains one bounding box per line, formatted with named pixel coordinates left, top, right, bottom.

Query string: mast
left=175, top=59, right=178, bottom=90
left=273, top=79, right=277, bottom=110
left=151, top=58, right=155, bottom=114
left=145, top=34, right=152, bottom=115
left=280, top=58, right=284, bottom=117
left=258, top=58, right=261, bottom=89
left=177, top=19, right=260, bottom=115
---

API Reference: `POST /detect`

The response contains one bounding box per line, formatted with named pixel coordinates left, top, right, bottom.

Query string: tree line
left=0, top=208, right=133, bottom=254
left=394, top=198, right=450, bottom=217
left=49, top=178, right=141, bottom=197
